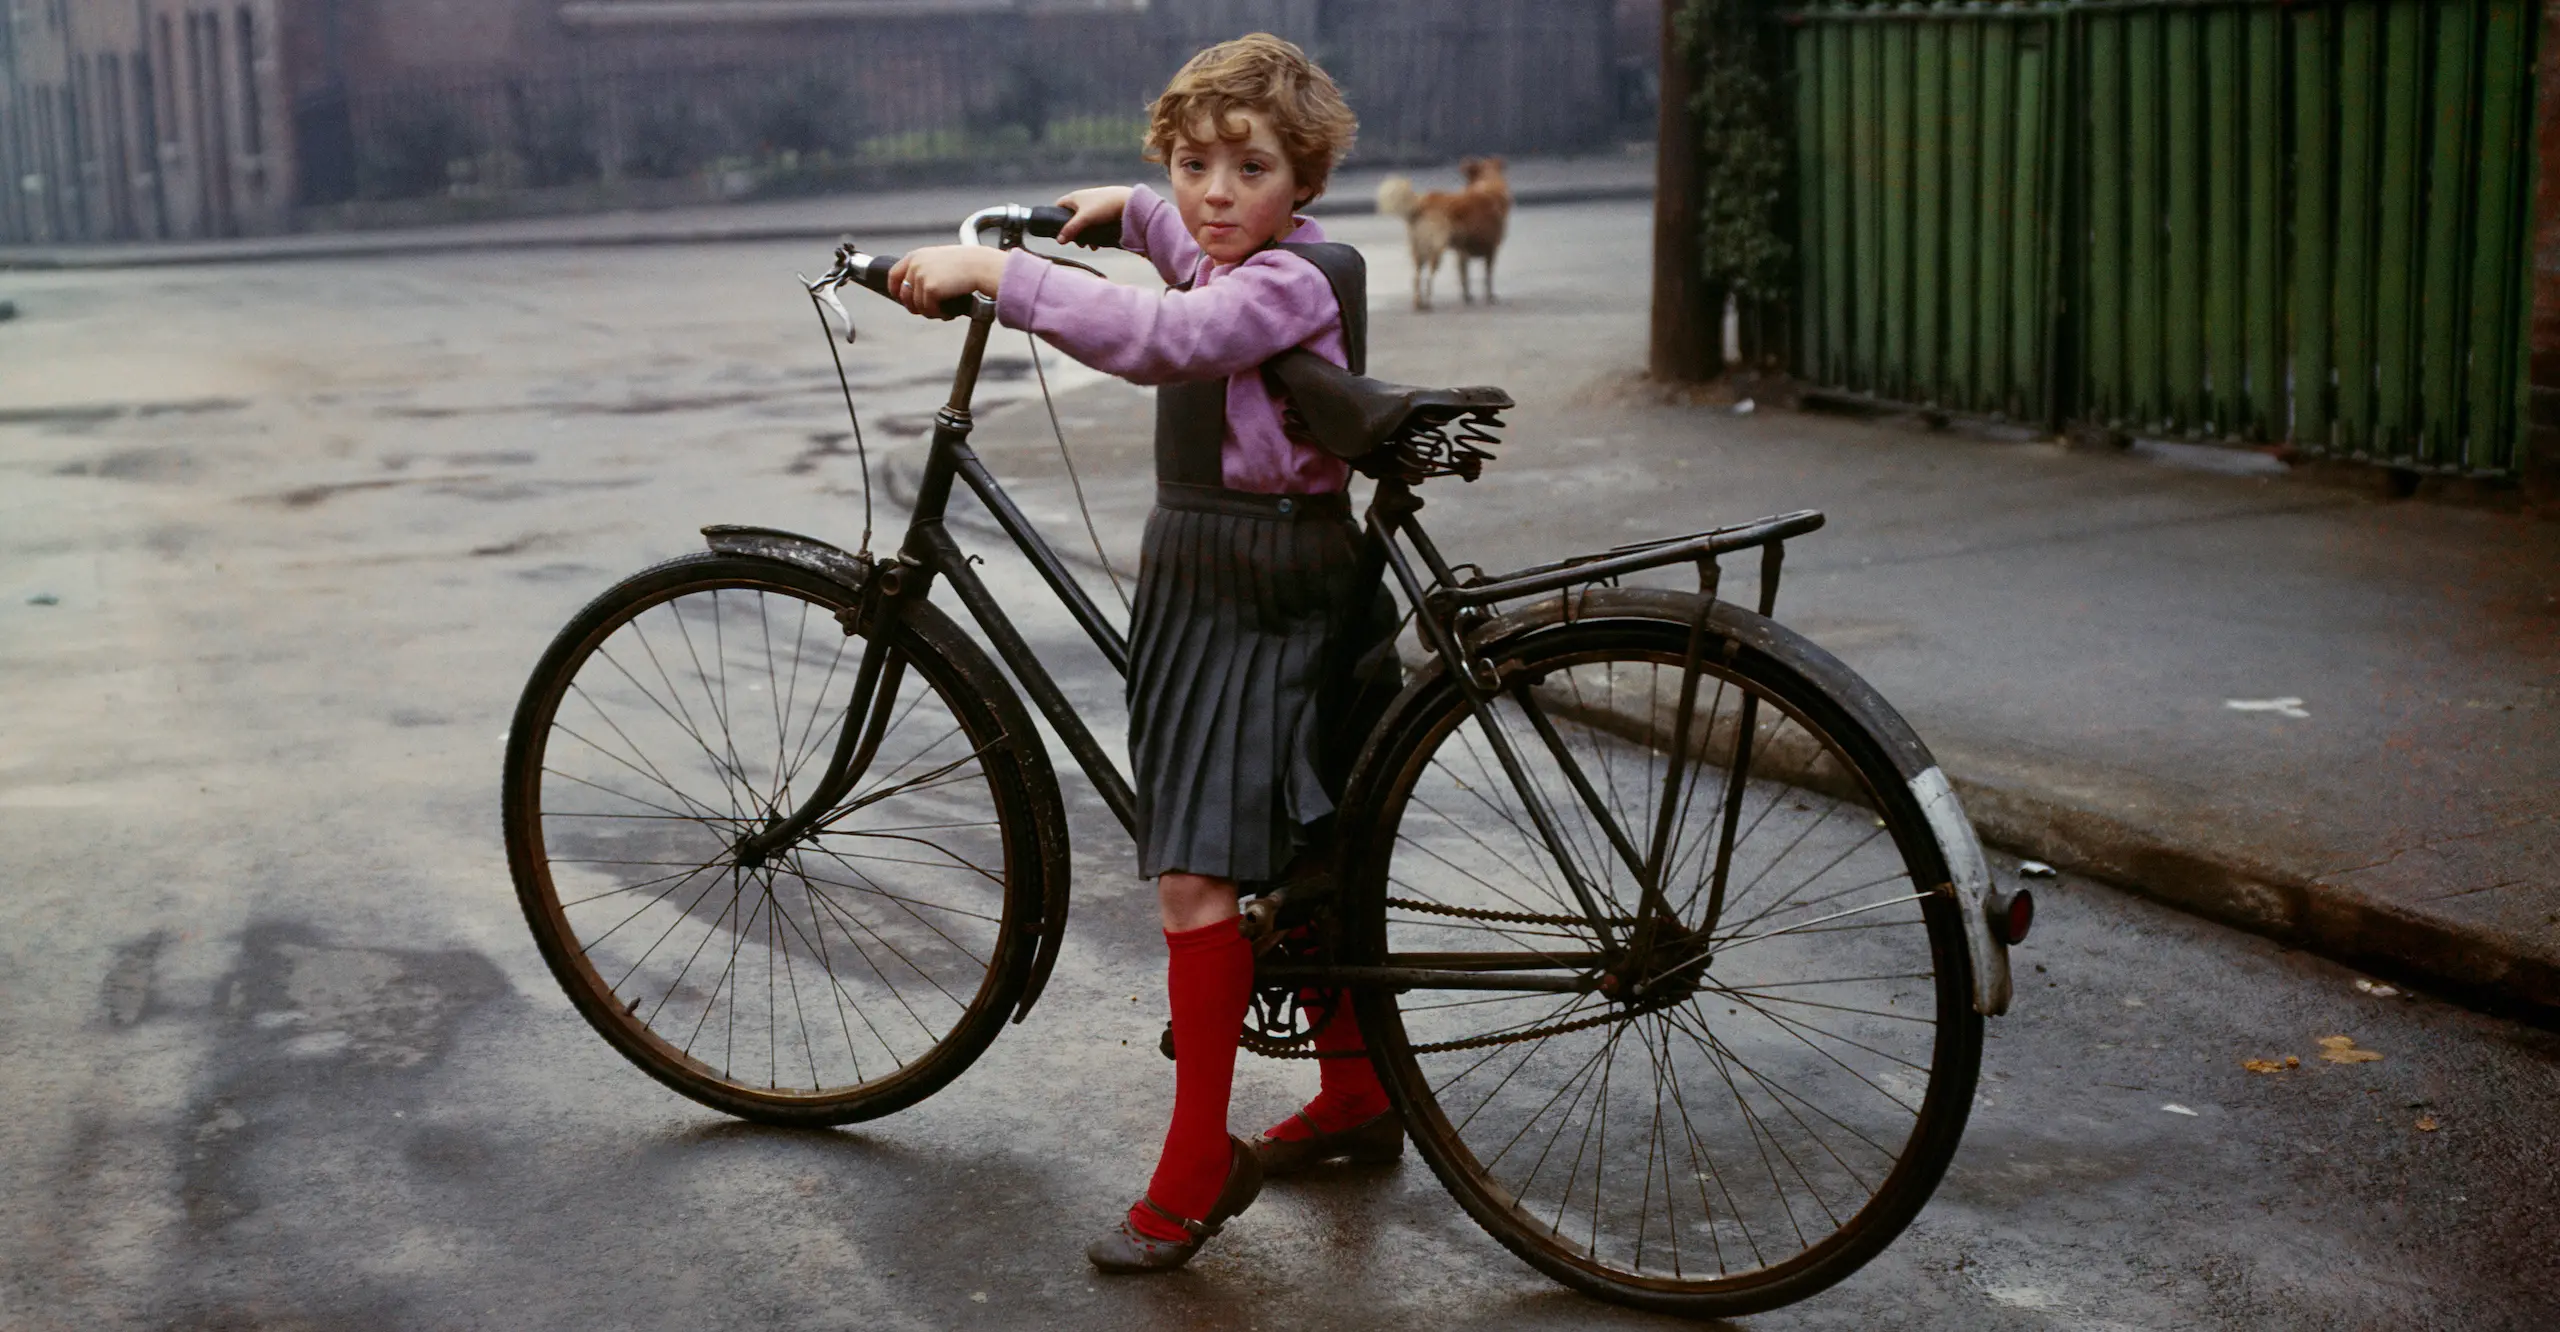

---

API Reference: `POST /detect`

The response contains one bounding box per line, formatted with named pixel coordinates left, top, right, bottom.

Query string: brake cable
left=803, top=266, right=875, bottom=555
left=803, top=237, right=1118, bottom=587
left=1023, top=327, right=1131, bottom=613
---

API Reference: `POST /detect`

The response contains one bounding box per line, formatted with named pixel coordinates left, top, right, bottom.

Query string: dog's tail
left=1376, top=176, right=1419, bottom=220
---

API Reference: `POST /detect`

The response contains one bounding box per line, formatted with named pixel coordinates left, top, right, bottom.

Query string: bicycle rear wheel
left=503, top=552, right=1060, bottom=1126
left=1342, top=596, right=1980, bottom=1317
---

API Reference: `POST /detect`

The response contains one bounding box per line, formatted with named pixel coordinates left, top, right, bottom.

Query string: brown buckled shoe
left=1251, top=1108, right=1405, bottom=1178
left=1085, top=1136, right=1263, bottom=1275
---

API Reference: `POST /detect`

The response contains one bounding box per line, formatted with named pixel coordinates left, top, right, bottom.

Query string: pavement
left=0, top=152, right=1656, bottom=271
left=5, top=187, right=2559, bottom=1327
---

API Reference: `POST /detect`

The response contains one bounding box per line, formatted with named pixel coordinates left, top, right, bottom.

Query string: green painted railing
left=1785, top=0, right=2537, bottom=475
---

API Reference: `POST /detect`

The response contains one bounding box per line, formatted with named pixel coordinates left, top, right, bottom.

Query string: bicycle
left=501, top=203, right=2031, bottom=1318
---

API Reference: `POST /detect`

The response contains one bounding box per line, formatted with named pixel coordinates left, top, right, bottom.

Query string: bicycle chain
left=1385, top=895, right=1605, bottom=930
left=1385, top=895, right=1652, bottom=939
left=1247, top=1001, right=1639, bottom=1059
left=1242, top=899, right=1655, bottom=1059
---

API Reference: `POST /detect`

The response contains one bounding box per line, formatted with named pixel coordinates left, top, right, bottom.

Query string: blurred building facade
left=3, top=0, right=1629, bottom=244
left=3, top=0, right=293, bottom=241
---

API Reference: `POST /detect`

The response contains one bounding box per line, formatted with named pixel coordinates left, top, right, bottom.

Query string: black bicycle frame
left=738, top=286, right=1820, bottom=998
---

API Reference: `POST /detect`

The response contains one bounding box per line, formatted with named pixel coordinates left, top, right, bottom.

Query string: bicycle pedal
left=1239, top=895, right=1281, bottom=945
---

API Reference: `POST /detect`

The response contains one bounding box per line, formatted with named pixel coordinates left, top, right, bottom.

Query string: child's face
left=1168, top=109, right=1308, bottom=266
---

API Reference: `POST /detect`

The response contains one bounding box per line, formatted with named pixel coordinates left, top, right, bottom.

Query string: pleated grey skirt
left=1126, top=483, right=1383, bottom=883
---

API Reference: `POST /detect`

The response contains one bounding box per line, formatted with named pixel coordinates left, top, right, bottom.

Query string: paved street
left=5, top=197, right=2558, bottom=1329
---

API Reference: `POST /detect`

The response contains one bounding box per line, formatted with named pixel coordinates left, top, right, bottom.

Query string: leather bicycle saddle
left=1264, top=348, right=1514, bottom=464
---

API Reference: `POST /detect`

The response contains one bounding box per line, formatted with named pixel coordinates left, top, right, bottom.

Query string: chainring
left=1242, top=926, right=1350, bottom=1059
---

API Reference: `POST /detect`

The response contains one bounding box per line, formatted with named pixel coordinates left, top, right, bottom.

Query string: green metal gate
left=1786, top=0, right=2540, bottom=476
left=1793, top=5, right=2067, bottom=420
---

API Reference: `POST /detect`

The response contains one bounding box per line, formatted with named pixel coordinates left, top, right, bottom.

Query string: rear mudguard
left=1339, top=585, right=2011, bottom=1016
left=701, top=525, right=1074, bottom=1023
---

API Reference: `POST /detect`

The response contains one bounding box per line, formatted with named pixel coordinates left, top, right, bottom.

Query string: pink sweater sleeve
left=1116, top=184, right=1198, bottom=287
left=995, top=246, right=1341, bottom=386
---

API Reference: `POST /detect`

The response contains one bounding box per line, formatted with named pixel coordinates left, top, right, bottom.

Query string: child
left=885, top=33, right=1400, bottom=1274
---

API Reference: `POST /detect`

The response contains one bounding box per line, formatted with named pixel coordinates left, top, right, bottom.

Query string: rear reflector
left=1986, top=889, right=2034, bottom=946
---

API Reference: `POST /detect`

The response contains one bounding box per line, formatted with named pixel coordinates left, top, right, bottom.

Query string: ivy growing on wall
left=1676, top=0, right=1791, bottom=303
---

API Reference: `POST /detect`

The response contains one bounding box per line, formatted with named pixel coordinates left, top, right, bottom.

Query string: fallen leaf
left=2318, top=1035, right=2382, bottom=1064
left=2242, top=1058, right=2290, bottom=1074
left=2415, top=1116, right=2439, bottom=1132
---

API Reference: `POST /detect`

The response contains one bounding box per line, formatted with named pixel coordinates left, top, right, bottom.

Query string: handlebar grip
left=848, top=251, right=976, bottom=319
left=1025, top=205, right=1121, bottom=249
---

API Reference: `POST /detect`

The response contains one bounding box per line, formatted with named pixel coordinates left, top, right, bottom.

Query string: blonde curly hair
left=1143, top=33, right=1357, bottom=201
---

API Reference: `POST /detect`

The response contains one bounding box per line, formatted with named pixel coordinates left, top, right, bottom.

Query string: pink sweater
left=994, top=184, right=1352, bottom=495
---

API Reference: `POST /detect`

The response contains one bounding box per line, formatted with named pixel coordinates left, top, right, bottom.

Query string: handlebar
left=833, top=248, right=977, bottom=319
left=1027, top=205, right=1123, bottom=249
left=813, top=201, right=1124, bottom=322
left=963, top=203, right=1121, bottom=250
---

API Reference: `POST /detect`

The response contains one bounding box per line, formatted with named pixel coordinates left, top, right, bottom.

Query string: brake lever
left=798, top=272, right=858, bottom=345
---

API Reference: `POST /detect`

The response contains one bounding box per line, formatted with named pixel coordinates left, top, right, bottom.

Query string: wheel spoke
left=617, top=624, right=754, bottom=821
left=542, top=765, right=729, bottom=827
left=1667, top=1010, right=1885, bottom=1199
left=557, top=693, right=739, bottom=826
left=1399, top=800, right=1581, bottom=922
left=1711, top=892, right=1931, bottom=955
left=793, top=842, right=995, bottom=968
left=557, top=851, right=735, bottom=910
left=818, top=829, right=1007, bottom=889
left=582, top=856, right=732, bottom=967
left=780, top=630, right=858, bottom=794
left=1446, top=727, right=1587, bottom=914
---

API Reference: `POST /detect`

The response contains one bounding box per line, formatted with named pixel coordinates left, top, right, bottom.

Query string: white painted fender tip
left=1909, top=766, right=2013, bottom=1016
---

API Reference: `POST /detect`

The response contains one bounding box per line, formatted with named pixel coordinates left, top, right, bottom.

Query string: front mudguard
left=1338, top=585, right=2012, bottom=1017
left=700, top=524, right=1074, bottom=1024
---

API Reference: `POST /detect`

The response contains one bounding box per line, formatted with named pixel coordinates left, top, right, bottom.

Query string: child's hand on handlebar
left=1053, top=186, right=1133, bottom=245
left=884, top=246, right=1007, bottom=319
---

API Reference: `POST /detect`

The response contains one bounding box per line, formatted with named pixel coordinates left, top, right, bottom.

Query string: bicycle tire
left=1338, top=594, right=1981, bottom=1318
left=503, top=552, right=1062, bottom=1126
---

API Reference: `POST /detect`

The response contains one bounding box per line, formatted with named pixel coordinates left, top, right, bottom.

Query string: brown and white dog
left=1376, top=156, right=1512, bottom=311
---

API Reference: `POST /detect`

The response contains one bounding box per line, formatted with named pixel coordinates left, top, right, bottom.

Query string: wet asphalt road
left=4, top=199, right=2558, bottom=1330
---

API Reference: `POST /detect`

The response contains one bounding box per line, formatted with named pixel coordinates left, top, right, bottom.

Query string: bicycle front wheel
left=1343, top=597, right=1980, bottom=1318
left=503, top=552, right=1060, bottom=1126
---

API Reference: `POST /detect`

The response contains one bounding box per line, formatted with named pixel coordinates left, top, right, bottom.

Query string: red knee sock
left=1128, top=917, right=1254, bottom=1242
left=1261, top=993, right=1390, bottom=1142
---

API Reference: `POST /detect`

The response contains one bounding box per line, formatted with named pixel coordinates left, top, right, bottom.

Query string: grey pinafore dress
left=1127, top=242, right=1396, bottom=883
